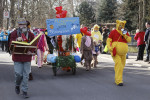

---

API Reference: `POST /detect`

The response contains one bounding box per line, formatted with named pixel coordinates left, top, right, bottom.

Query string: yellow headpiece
left=93, top=24, right=100, bottom=29
left=116, top=20, right=126, bottom=31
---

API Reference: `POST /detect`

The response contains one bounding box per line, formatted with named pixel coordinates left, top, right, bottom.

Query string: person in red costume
left=107, top=20, right=131, bottom=86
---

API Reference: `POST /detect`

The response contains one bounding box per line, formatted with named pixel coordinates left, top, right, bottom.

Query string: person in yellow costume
left=91, top=24, right=103, bottom=67
left=91, top=24, right=103, bottom=44
left=106, top=20, right=131, bottom=86
left=75, top=25, right=85, bottom=49
left=75, top=32, right=84, bottom=48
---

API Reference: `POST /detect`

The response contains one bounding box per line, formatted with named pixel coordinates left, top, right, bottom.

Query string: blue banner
left=46, top=17, right=80, bottom=36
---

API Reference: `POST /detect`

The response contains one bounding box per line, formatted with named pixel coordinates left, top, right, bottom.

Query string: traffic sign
left=3, top=11, right=9, bottom=18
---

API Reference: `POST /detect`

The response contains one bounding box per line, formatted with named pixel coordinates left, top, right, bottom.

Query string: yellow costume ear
left=123, top=20, right=126, bottom=24
left=116, top=20, right=120, bottom=24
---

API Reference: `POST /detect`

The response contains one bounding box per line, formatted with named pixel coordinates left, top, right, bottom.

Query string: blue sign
left=46, top=17, right=80, bottom=36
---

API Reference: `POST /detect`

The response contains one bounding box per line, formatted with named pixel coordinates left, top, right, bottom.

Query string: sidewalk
left=100, top=53, right=150, bottom=69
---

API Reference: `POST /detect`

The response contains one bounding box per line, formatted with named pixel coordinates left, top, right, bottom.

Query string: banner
left=46, top=17, right=80, bottom=36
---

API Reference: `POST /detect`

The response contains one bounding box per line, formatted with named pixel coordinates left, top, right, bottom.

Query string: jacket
left=134, top=32, right=145, bottom=46
left=10, top=30, right=34, bottom=62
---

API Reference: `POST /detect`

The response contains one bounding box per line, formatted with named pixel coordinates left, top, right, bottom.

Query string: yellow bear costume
left=106, top=20, right=131, bottom=86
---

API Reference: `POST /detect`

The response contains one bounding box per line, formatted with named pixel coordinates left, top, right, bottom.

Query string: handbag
left=112, top=35, right=121, bottom=56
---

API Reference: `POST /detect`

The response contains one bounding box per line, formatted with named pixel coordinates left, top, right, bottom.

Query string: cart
left=46, top=17, right=80, bottom=76
left=52, top=51, right=76, bottom=76
left=51, top=36, right=77, bottom=76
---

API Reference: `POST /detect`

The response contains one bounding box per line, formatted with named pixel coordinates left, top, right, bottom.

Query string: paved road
left=0, top=51, right=150, bottom=100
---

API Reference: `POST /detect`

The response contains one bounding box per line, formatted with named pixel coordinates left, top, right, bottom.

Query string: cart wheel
left=72, top=67, right=76, bottom=75
left=52, top=67, right=57, bottom=76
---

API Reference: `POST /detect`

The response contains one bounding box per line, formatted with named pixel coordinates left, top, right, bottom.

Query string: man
left=9, top=18, right=34, bottom=98
left=144, top=21, right=150, bottom=62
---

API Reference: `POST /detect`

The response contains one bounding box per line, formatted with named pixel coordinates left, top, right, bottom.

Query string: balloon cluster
left=55, top=6, right=67, bottom=18
left=80, top=27, right=91, bottom=36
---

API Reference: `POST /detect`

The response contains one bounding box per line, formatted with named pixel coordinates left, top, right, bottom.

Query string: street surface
left=0, top=50, right=150, bottom=100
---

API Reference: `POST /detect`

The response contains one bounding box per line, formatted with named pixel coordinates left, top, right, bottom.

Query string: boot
left=15, top=86, right=20, bottom=94
left=29, top=73, right=33, bottom=81
left=22, top=91, right=29, bottom=98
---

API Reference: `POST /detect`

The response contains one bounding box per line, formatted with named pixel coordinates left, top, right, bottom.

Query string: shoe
left=67, top=69, right=71, bottom=72
left=144, top=59, right=149, bottom=62
left=81, top=62, right=83, bottom=65
left=47, top=63, right=51, bottom=65
left=102, top=52, right=106, bottom=54
left=29, top=73, right=33, bottom=81
left=117, top=83, right=123, bottom=86
left=15, top=86, right=20, bottom=94
left=86, top=69, right=89, bottom=71
left=22, top=91, right=29, bottom=99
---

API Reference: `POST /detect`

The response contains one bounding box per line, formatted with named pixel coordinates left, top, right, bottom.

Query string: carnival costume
left=106, top=20, right=131, bottom=86
left=91, top=24, right=102, bottom=67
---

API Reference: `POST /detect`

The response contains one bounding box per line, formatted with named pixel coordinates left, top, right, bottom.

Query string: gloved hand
left=109, top=46, right=113, bottom=52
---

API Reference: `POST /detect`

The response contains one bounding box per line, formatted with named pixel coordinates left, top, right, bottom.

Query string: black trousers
left=137, top=44, right=145, bottom=60
left=1, top=41, right=8, bottom=51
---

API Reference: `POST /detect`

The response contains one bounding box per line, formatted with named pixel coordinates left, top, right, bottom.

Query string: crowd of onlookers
left=134, top=21, right=150, bottom=63
left=0, top=27, right=15, bottom=52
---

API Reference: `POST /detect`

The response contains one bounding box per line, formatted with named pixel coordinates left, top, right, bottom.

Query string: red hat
left=80, top=27, right=91, bottom=36
left=80, top=27, right=88, bottom=33
left=85, top=31, right=91, bottom=36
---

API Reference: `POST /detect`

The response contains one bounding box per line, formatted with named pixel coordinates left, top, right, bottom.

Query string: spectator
left=1, top=28, right=9, bottom=52
left=144, top=21, right=150, bottom=62
left=134, top=29, right=145, bottom=61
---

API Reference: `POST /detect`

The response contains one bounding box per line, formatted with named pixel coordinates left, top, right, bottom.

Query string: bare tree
left=10, top=0, right=16, bottom=28
left=0, top=0, right=4, bottom=28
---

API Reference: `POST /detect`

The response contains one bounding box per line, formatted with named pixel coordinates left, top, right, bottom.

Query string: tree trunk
left=139, top=0, right=143, bottom=31
left=142, top=0, right=146, bottom=31
left=0, top=0, right=3, bottom=28
left=20, top=0, right=25, bottom=18
left=10, top=0, right=15, bottom=28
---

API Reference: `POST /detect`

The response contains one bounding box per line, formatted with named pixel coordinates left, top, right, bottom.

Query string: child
left=80, top=27, right=93, bottom=71
left=92, top=41, right=101, bottom=68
